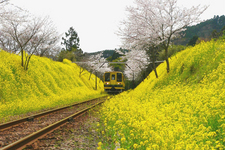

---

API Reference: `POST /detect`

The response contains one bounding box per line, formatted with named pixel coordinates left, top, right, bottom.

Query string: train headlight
left=117, top=83, right=121, bottom=85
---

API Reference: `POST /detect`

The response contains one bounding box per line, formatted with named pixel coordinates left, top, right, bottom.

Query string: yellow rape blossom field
left=0, top=50, right=105, bottom=122
left=99, top=39, right=225, bottom=149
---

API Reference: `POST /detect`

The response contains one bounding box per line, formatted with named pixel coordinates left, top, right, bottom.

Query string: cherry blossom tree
left=121, top=49, right=149, bottom=80
left=0, top=0, right=8, bottom=4
left=0, top=6, right=60, bottom=69
left=77, top=52, right=112, bottom=80
left=0, top=1, right=12, bottom=23
left=118, top=0, right=208, bottom=73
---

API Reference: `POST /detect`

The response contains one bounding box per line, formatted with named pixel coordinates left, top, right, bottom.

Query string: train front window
left=117, top=73, right=122, bottom=82
left=105, top=73, right=110, bottom=81
left=111, top=74, right=115, bottom=80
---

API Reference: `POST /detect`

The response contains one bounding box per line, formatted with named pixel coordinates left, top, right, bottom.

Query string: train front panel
left=103, top=72, right=125, bottom=93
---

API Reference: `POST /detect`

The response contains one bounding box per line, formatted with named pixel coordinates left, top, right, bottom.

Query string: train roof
left=104, top=71, right=123, bottom=73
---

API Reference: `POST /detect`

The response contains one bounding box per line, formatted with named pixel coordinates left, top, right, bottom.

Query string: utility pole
left=95, top=71, right=97, bottom=90
left=133, top=71, right=135, bottom=89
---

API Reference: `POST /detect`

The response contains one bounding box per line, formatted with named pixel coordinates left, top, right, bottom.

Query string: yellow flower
left=133, top=144, right=138, bottom=149
left=97, top=147, right=102, bottom=150
left=98, top=142, right=102, bottom=146
left=96, top=39, right=225, bottom=149
left=121, top=137, right=126, bottom=143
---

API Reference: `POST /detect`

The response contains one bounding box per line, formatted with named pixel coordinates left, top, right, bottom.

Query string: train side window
left=117, top=73, right=122, bottom=82
left=105, top=73, right=110, bottom=81
left=111, top=74, right=115, bottom=80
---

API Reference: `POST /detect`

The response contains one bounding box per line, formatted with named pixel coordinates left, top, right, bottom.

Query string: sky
left=9, top=0, right=225, bottom=53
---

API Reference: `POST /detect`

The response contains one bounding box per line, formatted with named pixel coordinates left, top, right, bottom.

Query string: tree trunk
left=151, top=47, right=158, bottom=78
left=79, top=67, right=83, bottom=77
left=166, top=58, right=170, bottom=73
left=152, top=60, right=158, bottom=78
left=89, top=72, right=92, bottom=80
left=165, top=48, right=170, bottom=73
left=95, top=71, right=97, bottom=90
left=25, top=54, right=32, bottom=70
left=21, top=50, right=24, bottom=67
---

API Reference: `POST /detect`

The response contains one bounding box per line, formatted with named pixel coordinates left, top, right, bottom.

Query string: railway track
left=0, top=96, right=108, bottom=150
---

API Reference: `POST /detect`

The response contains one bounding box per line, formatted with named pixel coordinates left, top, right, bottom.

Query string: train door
left=111, top=73, right=117, bottom=85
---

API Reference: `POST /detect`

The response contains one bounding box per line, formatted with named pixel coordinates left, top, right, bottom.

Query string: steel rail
left=0, top=96, right=107, bottom=131
left=1, top=100, right=105, bottom=150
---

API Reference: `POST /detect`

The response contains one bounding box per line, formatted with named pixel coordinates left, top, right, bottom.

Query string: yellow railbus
left=103, top=71, right=125, bottom=93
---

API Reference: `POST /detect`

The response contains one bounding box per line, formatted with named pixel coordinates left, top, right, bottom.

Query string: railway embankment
left=0, top=50, right=105, bottom=122
left=98, top=39, right=225, bottom=149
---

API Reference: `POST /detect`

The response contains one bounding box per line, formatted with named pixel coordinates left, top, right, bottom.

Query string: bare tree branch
left=0, top=0, right=9, bottom=4
left=0, top=6, right=60, bottom=69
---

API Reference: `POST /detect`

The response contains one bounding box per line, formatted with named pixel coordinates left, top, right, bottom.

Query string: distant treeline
left=174, top=15, right=225, bottom=45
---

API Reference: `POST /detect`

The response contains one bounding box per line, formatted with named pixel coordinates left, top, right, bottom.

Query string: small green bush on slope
left=99, top=39, right=225, bottom=149
left=0, top=50, right=104, bottom=121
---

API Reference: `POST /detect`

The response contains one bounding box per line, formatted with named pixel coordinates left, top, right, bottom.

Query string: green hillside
left=98, top=39, right=225, bottom=149
left=0, top=50, right=105, bottom=122
left=174, top=15, right=225, bottom=45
